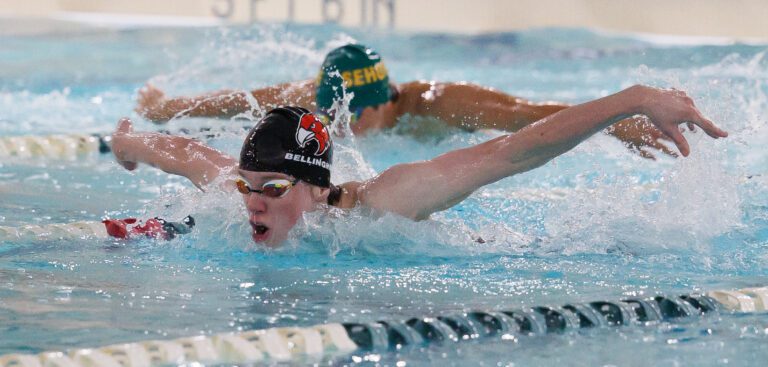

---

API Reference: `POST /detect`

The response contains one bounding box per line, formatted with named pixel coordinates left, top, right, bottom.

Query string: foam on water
left=148, top=26, right=355, bottom=96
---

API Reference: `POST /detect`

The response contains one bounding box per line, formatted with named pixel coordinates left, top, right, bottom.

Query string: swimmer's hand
left=109, top=118, right=237, bottom=189
left=135, top=83, right=169, bottom=123
left=111, top=118, right=138, bottom=171
left=635, top=85, right=728, bottom=157
left=607, top=117, right=678, bottom=159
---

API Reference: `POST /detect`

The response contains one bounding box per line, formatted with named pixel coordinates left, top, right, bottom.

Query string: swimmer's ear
left=309, top=186, right=330, bottom=203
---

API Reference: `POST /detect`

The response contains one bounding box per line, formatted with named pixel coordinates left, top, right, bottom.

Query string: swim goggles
left=235, top=178, right=299, bottom=198
left=317, top=107, right=364, bottom=125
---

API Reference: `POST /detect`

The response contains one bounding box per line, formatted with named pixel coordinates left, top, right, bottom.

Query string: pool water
left=1, top=21, right=768, bottom=365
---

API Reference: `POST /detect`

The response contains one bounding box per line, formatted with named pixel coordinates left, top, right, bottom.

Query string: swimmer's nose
left=245, top=193, right=267, bottom=213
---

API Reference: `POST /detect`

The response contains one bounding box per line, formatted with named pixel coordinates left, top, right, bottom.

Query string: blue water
left=1, top=21, right=768, bottom=365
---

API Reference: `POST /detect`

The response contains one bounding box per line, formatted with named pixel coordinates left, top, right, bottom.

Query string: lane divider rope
left=1, top=286, right=766, bottom=367
left=0, top=134, right=108, bottom=159
left=0, top=216, right=195, bottom=243
left=0, top=125, right=251, bottom=160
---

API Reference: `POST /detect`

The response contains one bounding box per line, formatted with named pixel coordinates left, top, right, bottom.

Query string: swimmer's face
left=353, top=102, right=398, bottom=132
left=237, top=170, right=324, bottom=247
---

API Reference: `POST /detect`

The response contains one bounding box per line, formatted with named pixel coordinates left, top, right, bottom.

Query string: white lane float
left=2, top=286, right=767, bottom=367
left=0, top=134, right=106, bottom=160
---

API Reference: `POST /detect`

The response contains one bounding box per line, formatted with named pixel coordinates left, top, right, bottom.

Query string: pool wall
left=0, top=0, right=767, bottom=40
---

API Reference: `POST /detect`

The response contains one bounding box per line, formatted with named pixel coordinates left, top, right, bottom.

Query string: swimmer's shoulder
left=395, top=81, right=429, bottom=103
left=332, top=181, right=363, bottom=209
left=393, top=80, right=444, bottom=115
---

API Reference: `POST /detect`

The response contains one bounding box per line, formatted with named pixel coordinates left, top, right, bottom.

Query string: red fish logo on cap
left=296, top=113, right=330, bottom=156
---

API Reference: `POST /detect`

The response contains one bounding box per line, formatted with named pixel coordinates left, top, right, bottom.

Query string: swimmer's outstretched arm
left=397, top=81, right=676, bottom=158
left=357, top=85, right=728, bottom=220
left=136, top=80, right=316, bottom=123
left=397, top=81, right=569, bottom=131
left=110, top=118, right=237, bottom=189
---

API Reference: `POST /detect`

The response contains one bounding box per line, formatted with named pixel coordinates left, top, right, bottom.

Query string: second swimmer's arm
left=396, top=81, right=569, bottom=131
left=397, top=81, right=676, bottom=158
left=111, top=118, right=237, bottom=189
left=137, top=80, right=316, bottom=123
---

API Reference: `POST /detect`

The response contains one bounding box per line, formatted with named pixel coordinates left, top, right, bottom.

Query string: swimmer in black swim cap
left=136, top=43, right=676, bottom=160
left=236, top=107, right=339, bottom=244
left=114, top=86, right=728, bottom=247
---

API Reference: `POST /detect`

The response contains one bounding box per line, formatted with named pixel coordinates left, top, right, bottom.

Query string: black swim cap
left=240, top=107, right=332, bottom=188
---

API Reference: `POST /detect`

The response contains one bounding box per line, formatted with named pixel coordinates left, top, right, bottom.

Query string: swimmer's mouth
left=251, top=222, right=269, bottom=235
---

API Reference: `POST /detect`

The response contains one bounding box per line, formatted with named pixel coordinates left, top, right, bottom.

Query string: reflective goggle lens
left=235, top=179, right=251, bottom=194
left=317, top=112, right=332, bottom=125
left=317, top=107, right=365, bottom=124
left=261, top=180, right=292, bottom=197
left=235, top=178, right=295, bottom=198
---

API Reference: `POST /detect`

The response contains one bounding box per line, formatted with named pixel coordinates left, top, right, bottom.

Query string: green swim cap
left=315, top=44, right=391, bottom=111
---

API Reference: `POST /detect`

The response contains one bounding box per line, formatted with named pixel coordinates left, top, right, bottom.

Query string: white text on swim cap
left=285, top=153, right=331, bottom=170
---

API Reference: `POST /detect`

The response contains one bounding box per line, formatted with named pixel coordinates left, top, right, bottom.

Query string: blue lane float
left=1, top=286, right=766, bottom=367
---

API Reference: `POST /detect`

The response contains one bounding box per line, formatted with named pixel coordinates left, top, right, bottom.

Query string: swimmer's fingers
left=632, top=138, right=677, bottom=160
left=113, top=118, right=138, bottom=171
left=648, top=125, right=672, bottom=142
left=642, top=127, right=678, bottom=158
left=135, top=83, right=166, bottom=120
left=647, top=140, right=678, bottom=158
left=138, top=83, right=164, bottom=100
left=622, top=120, right=678, bottom=159
left=637, top=148, right=656, bottom=161
left=678, top=94, right=725, bottom=138
left=639, top=86, right=727, bottom=156
left=116, top=118, right=133, bottom=134
left=609, top=117, right=673, bottom=159
left=657, top=142, right=678, bottom=158
left=689, top=113, right=728, bottom=139
left=659, top=115, right=725, bottom=157
left=659, top=125, right=691, bottom=157
left=119, top=160, right=138, bottom=171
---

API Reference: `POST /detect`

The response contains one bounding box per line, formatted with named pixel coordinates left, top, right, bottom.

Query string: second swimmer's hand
left=112, top=118, right=139, bottom=171
left=632, top=85, right=728, bottom=157
left=135, top=83, right=168, bottom=123
left=607, top=117, right=677, bottom=159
